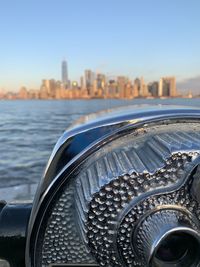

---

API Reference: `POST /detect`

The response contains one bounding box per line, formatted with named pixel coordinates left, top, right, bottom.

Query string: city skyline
left=1, top=59, right=194, bottom=100
left=0, top=59, right=197, bottom=97
left=1, top=0, right=200, bottom=94
left=1, top=59, right=200, bottom=95
left=0, top=73, right=180, bottom=100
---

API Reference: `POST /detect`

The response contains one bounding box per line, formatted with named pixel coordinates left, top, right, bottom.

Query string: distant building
left=0, top=89, right=5, bottom=99
left=159, top=77, right=177, bottom=97
left=19, top=86, right=28, bottom=99
left=42, top=79, right=50, bottom=95
left=85, top=69, right=95, bottom=96
left=124, top=81, right=132, bottom=99
left=107, top=80, right=117, bottom=98
left=96, top=74, right=106, bottom=89
left=168, top=76, right=176, bottom=97
left=159, top=78, right=163, bottom=97
left=80, top=76, right=84, bottom=90
left=40, top=80, right=49, bottom=98
left=140, top=77, right=149, bottom=97
left=92, top=73, right=106, bottom=98
left=62, top=60, right=68, bottom=88
left=117, top=76, right=127, bottom=98
left=29, top=89, right=39, bottom=99
left=133, top=78, right=140, bottom=97
left=148, top=81, right=159, bottom=97
left=39, top=79, right=57, bottom=98
left=49, top=79, right=57, bottom=97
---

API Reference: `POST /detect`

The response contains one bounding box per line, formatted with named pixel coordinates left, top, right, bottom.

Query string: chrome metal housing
left=26, top=105, right=200, bottom=267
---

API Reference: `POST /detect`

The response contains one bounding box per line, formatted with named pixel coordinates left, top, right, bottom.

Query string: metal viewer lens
left=152, top=231, right=200, bottom=267
left=156, top=232, right=193, bottom=262
left=135, top=209, right=200, bottom=267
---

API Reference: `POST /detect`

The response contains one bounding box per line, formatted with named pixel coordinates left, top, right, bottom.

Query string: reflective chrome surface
left=26, top=105, right=200, bottom=267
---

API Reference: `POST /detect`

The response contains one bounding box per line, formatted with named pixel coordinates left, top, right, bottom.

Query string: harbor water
left=0, top=98, right=199, bottom=201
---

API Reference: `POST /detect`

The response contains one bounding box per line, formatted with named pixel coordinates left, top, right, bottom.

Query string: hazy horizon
left=1, top=0, right=200, bottom=94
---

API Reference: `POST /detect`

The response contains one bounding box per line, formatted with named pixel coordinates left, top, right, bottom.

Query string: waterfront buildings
left=9, top=73, right=178, bottom=100
left=1, top=60, right=182, bottom=100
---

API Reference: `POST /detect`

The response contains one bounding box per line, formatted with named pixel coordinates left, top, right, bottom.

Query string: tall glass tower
left=62, top=60, right=68, bottom=88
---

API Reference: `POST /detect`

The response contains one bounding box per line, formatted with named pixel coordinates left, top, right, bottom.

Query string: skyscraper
left=62, top=60, right=68, bottom=88
left=85, top=69, right=95, bottom=96
left=117, top=76, right=126, bottom=98
left=159, top=78, right=163, bottom=97
left=148, top=81, right=159, bottom=97
left=140, top=77, right=149, bottom=97
left=133, top=78, right=140, bottom=97
left=159, top=77, right=177, bottom=97
left=80, top=76, right=84, bottom=90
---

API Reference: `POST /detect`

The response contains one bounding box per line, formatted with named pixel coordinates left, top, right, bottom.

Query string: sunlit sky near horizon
left=1, top=0, right=200, bottom=93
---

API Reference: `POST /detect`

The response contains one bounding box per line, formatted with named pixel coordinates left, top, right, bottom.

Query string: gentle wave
left=0, top=99, right=199, bottom=201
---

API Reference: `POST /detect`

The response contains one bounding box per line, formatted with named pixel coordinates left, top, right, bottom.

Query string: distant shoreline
left=0, top=96, right=199, bottom=101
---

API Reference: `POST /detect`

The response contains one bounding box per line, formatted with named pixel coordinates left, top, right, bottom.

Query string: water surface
left=0, top=99, right=199, bottom=201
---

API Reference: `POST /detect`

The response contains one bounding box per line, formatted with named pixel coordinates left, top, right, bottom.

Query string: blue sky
left=1, top=0, right=200, bottom=93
